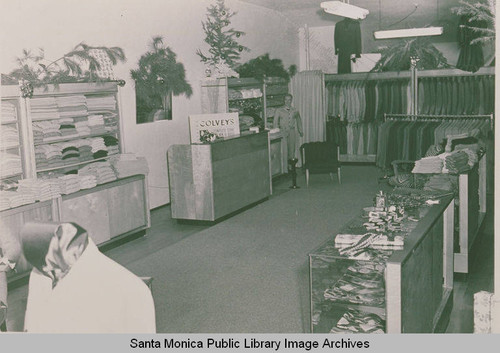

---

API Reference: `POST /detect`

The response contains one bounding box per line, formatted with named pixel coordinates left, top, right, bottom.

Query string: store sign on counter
left=189, top=113, right=240, bottom=143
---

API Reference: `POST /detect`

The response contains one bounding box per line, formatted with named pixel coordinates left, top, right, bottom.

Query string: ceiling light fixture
left=321, top=1, right=370, bottom=20
left=373, top=26, right=443, bottom=39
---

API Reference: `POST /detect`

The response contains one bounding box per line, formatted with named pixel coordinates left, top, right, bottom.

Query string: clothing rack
left=384, top=114, right=494, bottom=130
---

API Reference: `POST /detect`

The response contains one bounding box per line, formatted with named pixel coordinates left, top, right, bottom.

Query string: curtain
left=289, top=70, right=326, bottom=164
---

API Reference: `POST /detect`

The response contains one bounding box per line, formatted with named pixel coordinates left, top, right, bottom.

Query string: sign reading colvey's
left=189, top=113, right=240, bottom=143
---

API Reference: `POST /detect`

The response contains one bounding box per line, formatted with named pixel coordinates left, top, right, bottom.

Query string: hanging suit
left=334, top=18, right=362, bottom=74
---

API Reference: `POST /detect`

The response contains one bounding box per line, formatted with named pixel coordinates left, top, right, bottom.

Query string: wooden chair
left=300, top=142, right=341, bottom=187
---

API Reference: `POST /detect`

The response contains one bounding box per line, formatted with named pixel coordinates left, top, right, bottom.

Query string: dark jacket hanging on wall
left=334, top=18, right=362, bottom=74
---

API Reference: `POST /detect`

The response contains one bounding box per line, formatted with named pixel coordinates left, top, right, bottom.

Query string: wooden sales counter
left=167, top=132, right=271, bottom=221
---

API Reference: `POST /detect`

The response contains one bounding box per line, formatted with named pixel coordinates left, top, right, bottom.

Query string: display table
left=168, top=132, right=271, bottom=221
left=309, top=194, right=454, bottom=333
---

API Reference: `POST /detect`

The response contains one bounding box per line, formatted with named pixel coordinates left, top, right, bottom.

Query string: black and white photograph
left=0, top=0, right=498, bottom=347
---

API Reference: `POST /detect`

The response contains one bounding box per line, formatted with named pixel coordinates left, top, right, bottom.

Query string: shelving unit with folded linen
left=30, top=84, right=121, bottom=190
left=226, top=77, right=265, bottom=131
left=0, top=82, right=151, bottom=283
left=0, top=88, right=33, bottom=211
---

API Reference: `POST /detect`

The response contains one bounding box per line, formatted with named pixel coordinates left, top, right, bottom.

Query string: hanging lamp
left=320, top=1, right=369, bottom=20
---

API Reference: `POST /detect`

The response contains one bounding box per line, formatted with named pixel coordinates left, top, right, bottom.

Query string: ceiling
left=239, top=0, right=461, bottom=51
left=240, top=0, right=459, bottom=31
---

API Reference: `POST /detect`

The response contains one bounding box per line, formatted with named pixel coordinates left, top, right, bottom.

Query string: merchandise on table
left=329, top=308, right=385, bottom=334
left=0, top=190, right=37, bottom=210
left=78, top=160, right=117, bottom=184
left=110, top=154, right=149, bottom=178
left=411, top=155, right=443, bottom=174
left=17, top=178, right=62, bottom=201
left=323, top=261, right=386, bottom=306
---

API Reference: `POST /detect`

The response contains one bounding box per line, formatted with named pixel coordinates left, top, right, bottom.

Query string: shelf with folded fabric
left=309, top=195, right=455, bottom=333
left=33, top=131, right=119, bottom=146
left=228, top=96, right=263, bottom=101
left=35, top=154, right=118, bottom=173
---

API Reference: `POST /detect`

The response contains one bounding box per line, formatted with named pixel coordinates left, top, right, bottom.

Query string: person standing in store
left=273, top=94, right=303, bottom=163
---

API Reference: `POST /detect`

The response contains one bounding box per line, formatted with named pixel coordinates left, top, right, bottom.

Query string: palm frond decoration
left=3, top=42, right=126, bottom=87
left=371, top=37, right=450, bottom=73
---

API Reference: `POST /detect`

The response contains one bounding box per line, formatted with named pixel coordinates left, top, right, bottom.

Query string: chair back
left=300, top=142, right=339, bottom=169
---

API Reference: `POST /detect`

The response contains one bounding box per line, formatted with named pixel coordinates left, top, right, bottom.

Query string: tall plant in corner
left=131, top=36, right=192, bottom=120
left=197, top=0, right=249, bottom=76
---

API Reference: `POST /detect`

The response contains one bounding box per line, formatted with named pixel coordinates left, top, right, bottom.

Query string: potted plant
left=131, top=36, right=192, bottom=123
left=371, top=37, right=450, bottom=72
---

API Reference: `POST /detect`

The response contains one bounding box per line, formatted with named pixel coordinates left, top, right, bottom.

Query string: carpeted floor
left=126, top=166, right=385, bottom=333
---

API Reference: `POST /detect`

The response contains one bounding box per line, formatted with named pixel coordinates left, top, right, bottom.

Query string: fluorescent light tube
left=374, top=27, right=444, bottom=39
left=321, top=1, right=370, bottom=20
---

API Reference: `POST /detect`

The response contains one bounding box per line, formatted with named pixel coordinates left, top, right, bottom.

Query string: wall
left=0, top=0, right=299, bottom=208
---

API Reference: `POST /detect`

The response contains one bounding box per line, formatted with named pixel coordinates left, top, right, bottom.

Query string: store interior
left=0, top=0, right=497, bottom=333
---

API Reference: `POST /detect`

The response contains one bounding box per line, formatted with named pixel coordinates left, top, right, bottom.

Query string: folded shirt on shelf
left=411, top=155, right=444, bottom=174
left=0, top=126, right=20, bottom=148
left=1, top=102, right=17, bottom=123
left=0, top=152, right=22, bottom=177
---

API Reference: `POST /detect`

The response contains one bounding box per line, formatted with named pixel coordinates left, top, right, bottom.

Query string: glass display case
left=309, top=192, right=455, bottom=333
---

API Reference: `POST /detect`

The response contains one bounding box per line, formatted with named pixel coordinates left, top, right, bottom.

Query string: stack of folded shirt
left=32, top=121, right=62, bottom=142
left=79, top=160, right=116, bottom=184
left=103, top=112, right=119, bottom=133
left=87, top=95, right=116, bottom=112
left=445, top=151, right=471, bottom=174
left=57, top=174, right=81, bottom=194
left=329, top=308, right=385, bottom=334
left=58, top=117, right=78, bottom=138
left=35, top=145, right=63, bottom=170
left=0, top=191, right=11, bottom=211
left=423, top=174, right=458, bottom=193
left=0, top=189, right=37, bottom=208
left=110, top=154, right=149, bottom=178
left=0, top=152, right=22, bottom=177
left=411, top=155, right=444, bottom=174
left=60, top=142, right=80, bottom=165
left=0, top=126, right=20, bottom=148
left=30, top=97, right=60, bottom=121
left=88, top=115, right=106, bottom=135
left=103, top=135, right=120, bottom=155
left=74, top=119, right=91, bottom=136
left=1, top=102, right=17, bottom=124
left=79, top=175, right=97, bottom=189
left=88, top=137, right=108, bottom=159
left=17, top=178, right=61, bottom=201
left=73, top=139, right=93, bottom=162
left=56, top=95, right=88, bottom=119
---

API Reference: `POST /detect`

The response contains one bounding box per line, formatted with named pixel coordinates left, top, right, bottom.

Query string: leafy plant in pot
left=371, top=37, right=450, bottom=72
left=131, top=36, right=192, bottom=123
